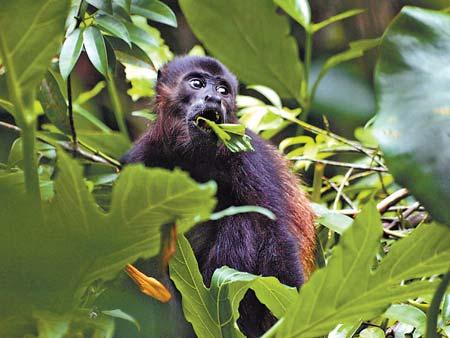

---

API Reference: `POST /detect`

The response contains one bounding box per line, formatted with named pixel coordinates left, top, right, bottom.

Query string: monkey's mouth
left=193, top=109, right=223, bottom=133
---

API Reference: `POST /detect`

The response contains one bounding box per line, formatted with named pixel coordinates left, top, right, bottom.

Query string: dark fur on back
left=122, top=56, right=315, bottom=337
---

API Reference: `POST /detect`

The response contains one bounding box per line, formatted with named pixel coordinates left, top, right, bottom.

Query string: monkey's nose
left=205, top=94, right=221, bottom=105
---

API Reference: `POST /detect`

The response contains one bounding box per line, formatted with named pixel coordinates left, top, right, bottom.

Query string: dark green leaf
left=95, top=13, right=131, bottom=47
left=38, top=71, right=70, bottom=134
left=104, top=37, right=117, bottom=75
left=274, top=0, right=311, bottom=29
left=78, top=131, right=131, bottom=159
left=83, top=26, right=108, bottom=77
left=105, top=36, right=153, bottom=67
left=373, top=7, right=450, bottom=224
left=179, top=0, right=303, bottom=99
left=86, top=0, right=113, bottom=13
left=312, top=203, right=353, bottom=234
left=59, top=28, right=84, bottom=80
left=131, top=0, right=177, bottom=27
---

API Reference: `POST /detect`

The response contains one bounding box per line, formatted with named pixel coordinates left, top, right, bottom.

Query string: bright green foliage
left=179, top=0, right=303, bottom=100
left=196, top=117, right=255, bottom=153
left=274, top=202, right=450, bottom=337
left=373, top=7, right=450, bottom=224
left=384, top=304, right=427, bottom=335
left=95, top=13, right=131, bottom=47
left=273, top=0, right=311, bottom=29
left=169, top=235, right=297, bottom=338
left=0, top=151, right=217, bottom=337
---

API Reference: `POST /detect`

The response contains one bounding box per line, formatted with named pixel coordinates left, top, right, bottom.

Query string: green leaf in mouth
left=195, top=116, right=255, bottom=153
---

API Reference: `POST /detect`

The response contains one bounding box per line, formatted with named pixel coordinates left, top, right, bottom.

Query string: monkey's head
left=153, top=56, right=238, bottom=150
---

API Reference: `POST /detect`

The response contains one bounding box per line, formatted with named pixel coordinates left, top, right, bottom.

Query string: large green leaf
left=274, top=202, right=450, bottom=337
left=0, top=151, right=217, bottom=336
left=169, top=235, right=297, bottom=338
left=373, top=7, right=450, bottom=224
left=179, top=0, right=303, bottom=100
left=0, top=0, right=69, bottom=98
left=273, top=0, right=311, bottom=29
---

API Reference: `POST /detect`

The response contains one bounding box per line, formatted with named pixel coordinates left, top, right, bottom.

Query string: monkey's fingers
left=162, top=224, right=178, bottom=267
left=126, top=264, right=172, bottom=303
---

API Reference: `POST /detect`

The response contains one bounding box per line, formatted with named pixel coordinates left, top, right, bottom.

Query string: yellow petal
left=126, top=264, right=172, bottom=303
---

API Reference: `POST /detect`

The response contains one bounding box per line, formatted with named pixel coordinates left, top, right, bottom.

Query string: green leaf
left=312, top=9, right=366, bottom=32
left=312, top=203, right=353, bottom=234
left=38, top=71, right=70, bottom=134
left=74, top=81, right=106, bottom=105
left=78, top=131, right=131, bottom=159
left=179, top=0, right=303, bottom=99
left=131, top=0, right=177, bottom=27
left=59, top=28, right=84, bottom=80
left=95, top=13, right=131, bottom=47
left=196, top=117, right=255, bottom=153
left=373, top=7, right=450, bottom=224
left=0, top=150, right=217, bottom=336
left=275, top=202, right=450, bottom=337
left=384, top=304, right=426, bottom=335
left=248, top=85, right=282, bottom=108
left=131, top=109, right=157, bottom=121
left=169, top=235, right=297, bottom=338
left=123, top=21, right=159, bottom=49
left=273, top=0, right=311, bottom=29
left=101, top=309, right=140, bottom=331
left=105, top=36, right=153, bottom=67
left=86, top=0, right=113, bottom=13
left=83, top=26, right=108, bottom=77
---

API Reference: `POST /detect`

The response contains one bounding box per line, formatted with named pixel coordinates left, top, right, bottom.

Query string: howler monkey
left=122, top=56, right=316, bottom=337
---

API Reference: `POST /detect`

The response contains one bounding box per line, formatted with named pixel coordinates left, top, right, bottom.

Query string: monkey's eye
left=216, top=85, right=229, bottom=95
left=189, top=78, right=204, bottom=89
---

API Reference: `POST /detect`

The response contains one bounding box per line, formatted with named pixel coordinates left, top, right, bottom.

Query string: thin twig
left=292, top=156, right=388, bottom=172
left=0, top=121, right=121, bottom=169
left=67, top=74, right=78, bottom=147
left=377, top=188, right=410, bottom=214
left=385, top=202, right=421, bottom=230
left=323, top=177, right=356, bottom=210
left=332, top=168, right=354, bottom=211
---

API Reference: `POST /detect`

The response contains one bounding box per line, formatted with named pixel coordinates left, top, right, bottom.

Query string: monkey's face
left=180, top=72, right=235, bottom=140
left=155, top=56, right=238, bottom=151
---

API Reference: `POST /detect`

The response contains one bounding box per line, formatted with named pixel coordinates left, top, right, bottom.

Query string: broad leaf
left=275, top=202, right=450, bottom=337
left=95, top=13, right=131, bottom=47
left=123, top=21, right=159, bottom=49
left=179, top=0, right=303, bottom=99
left=105, top=36, right=153, bottom=67
left=169, top=235, right=297, bottom=338
left=86, top=0, right=113, bottom=13
left=83, top=26, right=108, bottom=77
left=0, top=0, right=69, bottom=110
left=273, top=0, right=311, bottom=29
left=131, top=0, right=177, bottom=27
left=383, top=304, right=426, bottom=335
left=59, top=28, right=84, bottom=80
left=373, top=7, right=450, bottom=224
left=0, top=151, right=217, bottom=336
left=38, top=71, right=70, bottom=134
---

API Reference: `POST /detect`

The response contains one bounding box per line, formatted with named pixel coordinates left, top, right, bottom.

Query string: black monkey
left=122, top=56, right=315, bottom=337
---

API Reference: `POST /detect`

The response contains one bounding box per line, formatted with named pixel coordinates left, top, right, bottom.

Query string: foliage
left=0, top=0, right=449, bottom=337
left=373, top=7, right=450, bottom=225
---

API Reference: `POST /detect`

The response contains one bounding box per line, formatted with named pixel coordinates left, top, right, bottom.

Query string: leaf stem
left=0, top=33, right=41, bottom=203
left=107, top=73, right=129, bottom=138
left=67, top=74, right=78, bottom=147
left=311, top=163, right=325, bottom=202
